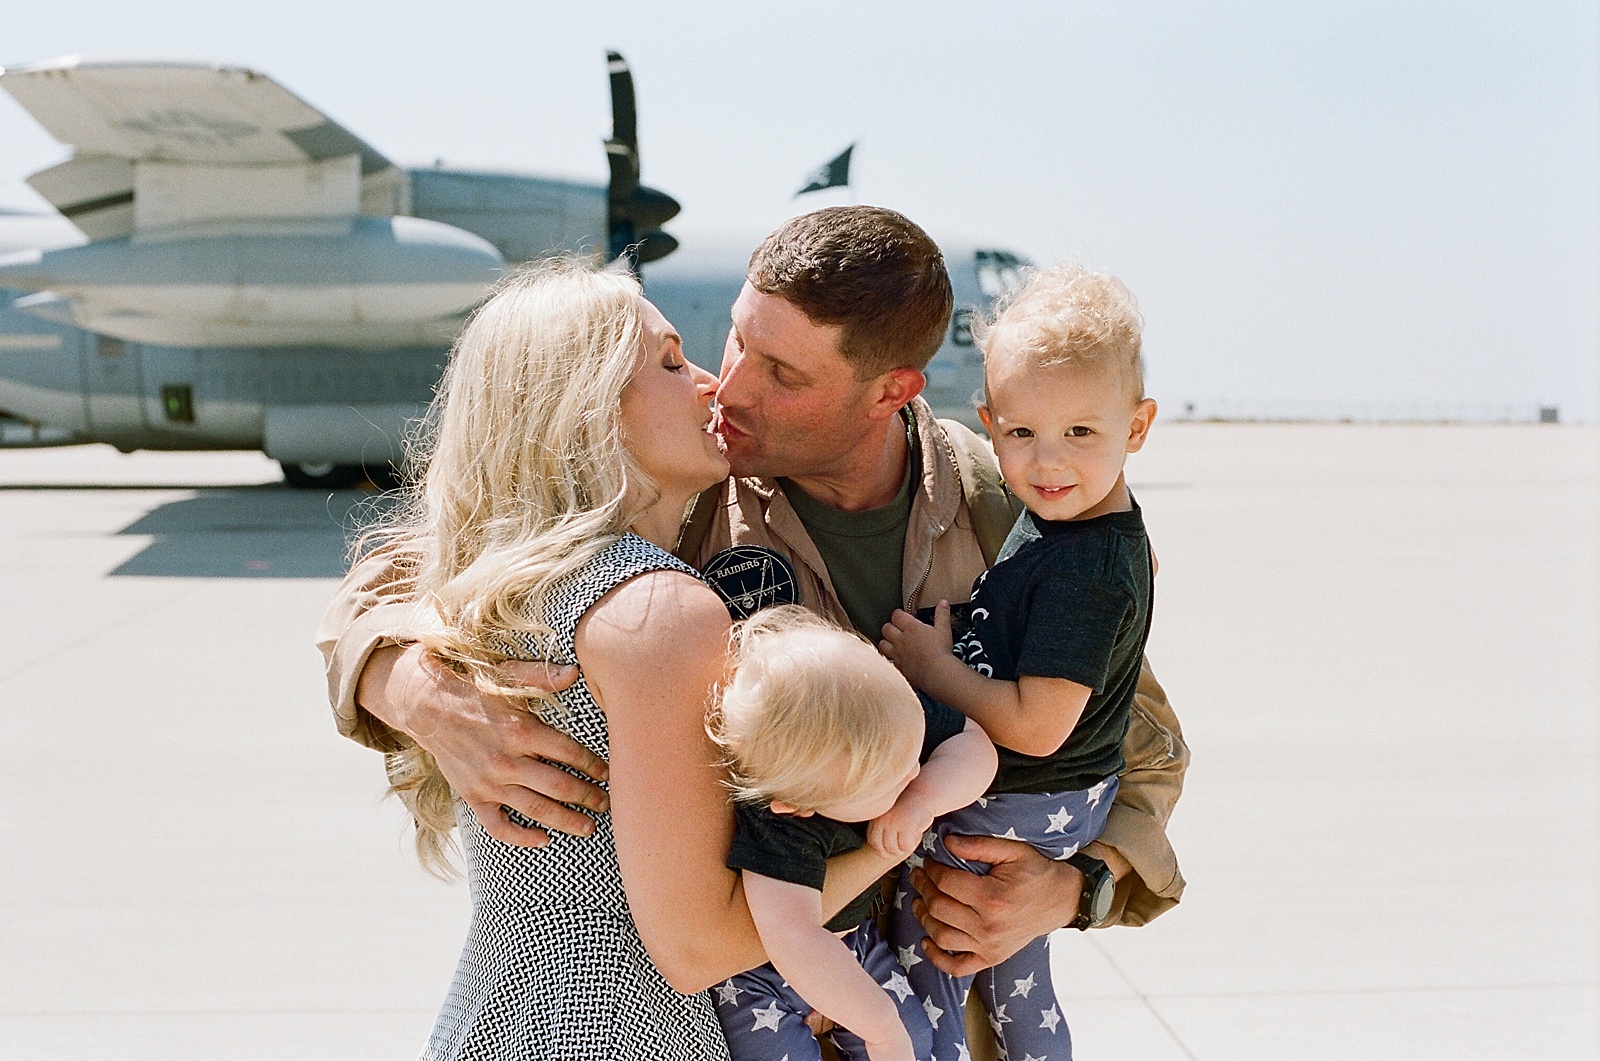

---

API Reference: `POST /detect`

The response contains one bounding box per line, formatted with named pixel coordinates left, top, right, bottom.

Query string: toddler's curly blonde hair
left=978, top=262, right=1146, bottom=402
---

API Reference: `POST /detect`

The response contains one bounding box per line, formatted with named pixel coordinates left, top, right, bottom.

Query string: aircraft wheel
left=279, top=460, right=365, bottom=489
left=362, top=461, right=406, bottom=492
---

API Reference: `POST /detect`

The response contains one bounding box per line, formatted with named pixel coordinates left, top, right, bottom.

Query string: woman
left=365, top=260, right=900, bottom=1060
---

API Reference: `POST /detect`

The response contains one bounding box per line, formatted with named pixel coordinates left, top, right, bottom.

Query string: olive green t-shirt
left=778, top=433, right=920, bottom=640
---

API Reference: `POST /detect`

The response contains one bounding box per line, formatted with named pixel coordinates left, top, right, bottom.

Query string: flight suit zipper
left=903, top=516, right=948, bottom=613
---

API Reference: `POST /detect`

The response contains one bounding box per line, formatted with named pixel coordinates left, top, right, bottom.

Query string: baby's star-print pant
left=713, top=917, right=934, bottom=1061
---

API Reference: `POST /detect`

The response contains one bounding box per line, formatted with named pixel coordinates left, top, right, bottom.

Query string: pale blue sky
left=3, top=1, right=1596, bottom=419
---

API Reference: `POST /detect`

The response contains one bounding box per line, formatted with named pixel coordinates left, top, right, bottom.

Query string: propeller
left=604, top=51, right=680, bottom=271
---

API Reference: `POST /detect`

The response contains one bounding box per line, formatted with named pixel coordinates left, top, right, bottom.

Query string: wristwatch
left=1065, top=852, right=1115, bottom=930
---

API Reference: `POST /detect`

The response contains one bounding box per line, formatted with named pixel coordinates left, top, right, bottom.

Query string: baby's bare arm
left=744, top=873, right=914, bottom=1061
left=869, top=719, right=996, bottom=858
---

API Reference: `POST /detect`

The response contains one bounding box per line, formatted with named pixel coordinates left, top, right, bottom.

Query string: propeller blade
left=605, top=140, right=639, bottom=219
left=632, top=185, right=680, bottom=232
left=605, top=50, right=639, bottom=214
left=606, top=50, right=638, bottom=162
left=602, top=51, right=677, bottom=271
left=635, top=230, right=679, bottom=265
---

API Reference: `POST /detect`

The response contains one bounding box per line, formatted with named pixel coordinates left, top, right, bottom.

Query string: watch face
left=1088, top=872, right=1115, bottom=924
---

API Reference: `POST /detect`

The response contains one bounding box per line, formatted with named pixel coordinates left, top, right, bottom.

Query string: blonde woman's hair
left=359, top=258, right=656, bottom=873
left=978, top=262, right=1146, bottom=402
left=707, top=606, right=924, bottom=813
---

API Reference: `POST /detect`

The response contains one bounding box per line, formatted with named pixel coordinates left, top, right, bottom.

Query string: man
left=318, top=205, right=1185, bottom=991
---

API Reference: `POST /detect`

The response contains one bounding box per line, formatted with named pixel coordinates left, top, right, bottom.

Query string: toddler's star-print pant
left=887, top=775, right=1118, bottom=1061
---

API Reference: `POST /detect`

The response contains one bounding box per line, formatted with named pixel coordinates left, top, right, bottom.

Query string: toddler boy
left=879, top=263, right=1158, bottom=1061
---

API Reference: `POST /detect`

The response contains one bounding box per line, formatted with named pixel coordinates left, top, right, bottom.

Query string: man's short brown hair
left=746, top=206, right=954, bottom=378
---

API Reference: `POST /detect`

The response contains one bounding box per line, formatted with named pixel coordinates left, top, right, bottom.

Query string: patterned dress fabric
left=421, top=534, right=731, bottom=1061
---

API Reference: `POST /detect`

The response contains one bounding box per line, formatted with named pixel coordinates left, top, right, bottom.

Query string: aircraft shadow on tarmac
left=108, top=485, right=397, bottom=579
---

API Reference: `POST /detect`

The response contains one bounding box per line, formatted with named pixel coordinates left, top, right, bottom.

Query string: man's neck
left=781, top=415, right=911, bottom=512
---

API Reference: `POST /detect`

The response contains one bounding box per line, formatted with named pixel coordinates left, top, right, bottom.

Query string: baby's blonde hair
left=978, top=262, right=1145, bottom=403
left=708, top=606, right=924, bottom=813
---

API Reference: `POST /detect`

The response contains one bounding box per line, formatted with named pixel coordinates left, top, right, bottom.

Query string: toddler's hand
left=878, top=600, right=954, bottom=683
left=868, top=793, right=935, bottom=862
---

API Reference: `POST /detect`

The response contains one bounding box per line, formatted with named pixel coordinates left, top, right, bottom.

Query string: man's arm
left=317, top=541, right=610, bottom=846
left=314, top=541, right=426, bottom=751
left=910, top=657, right=1187, bottom=974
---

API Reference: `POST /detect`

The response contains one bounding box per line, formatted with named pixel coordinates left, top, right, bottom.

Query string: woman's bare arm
left=579, top=569, right=900, bottom=993
left=578, top=570, right=748, bottom=991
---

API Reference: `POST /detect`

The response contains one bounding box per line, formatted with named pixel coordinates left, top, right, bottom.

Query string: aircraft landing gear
left=279, top=461, right=366, bottom=489
left=278, top=460, right=406, bottom=491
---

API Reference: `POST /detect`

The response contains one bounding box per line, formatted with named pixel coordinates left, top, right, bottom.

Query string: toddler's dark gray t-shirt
left=949, top=502, right=1153, bottom=794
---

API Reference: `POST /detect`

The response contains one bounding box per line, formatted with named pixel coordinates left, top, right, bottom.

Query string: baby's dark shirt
left=953, top=503, right=1153, bottom=794
left=727, top=806, right=874, bottom=933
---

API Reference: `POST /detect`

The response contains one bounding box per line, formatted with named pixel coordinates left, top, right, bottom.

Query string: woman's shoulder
left=575, top=539, right=730, bottom=669
left=543, top=534, right=698, bottom=620
left=584, top=564, right=730, bottom=640
left=591, top=531, right=701, bottom=581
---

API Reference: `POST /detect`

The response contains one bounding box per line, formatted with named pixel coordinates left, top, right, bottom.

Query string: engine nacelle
left=263, top=402, right=422, bottom=466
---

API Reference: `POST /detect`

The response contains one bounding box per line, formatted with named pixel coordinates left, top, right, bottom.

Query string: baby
left=708, top=606, right=995, bottom=1061
left=878, top=263, right=1158, bottom=1061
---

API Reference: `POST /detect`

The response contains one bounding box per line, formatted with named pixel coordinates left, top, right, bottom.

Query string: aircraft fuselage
left=0, top=239, right=1024, bottom=481
left=0, top=287, right=445, bottom=465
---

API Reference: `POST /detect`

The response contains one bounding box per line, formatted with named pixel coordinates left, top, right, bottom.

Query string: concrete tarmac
left=2, top=423, right=1596, bottom=1059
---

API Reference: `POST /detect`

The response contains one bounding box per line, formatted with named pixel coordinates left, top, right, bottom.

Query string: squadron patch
left=701, top=546, right=800, bottom=620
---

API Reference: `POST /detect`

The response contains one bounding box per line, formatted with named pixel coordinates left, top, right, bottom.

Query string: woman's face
left=620, top=297, right=730, bottom=499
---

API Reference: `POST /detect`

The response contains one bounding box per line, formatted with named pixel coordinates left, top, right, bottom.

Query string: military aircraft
left=0, top=53, right=1031, bottom=487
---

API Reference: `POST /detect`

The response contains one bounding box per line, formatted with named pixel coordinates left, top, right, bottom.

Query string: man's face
left=713, top=283, right=881, bottom=479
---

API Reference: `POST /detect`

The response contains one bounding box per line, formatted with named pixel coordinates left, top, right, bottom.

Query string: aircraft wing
left=0, top=58, right=410, bottom=240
